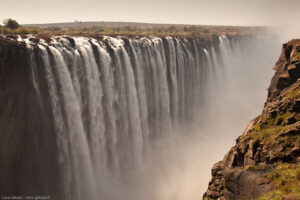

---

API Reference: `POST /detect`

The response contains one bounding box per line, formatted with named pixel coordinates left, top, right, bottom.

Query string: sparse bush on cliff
left=190, top=31, right=201, bottom=37
left=260, top=163, right=300, bottom=199
left=202, top=28, right=210, bottom=33
left=259, top=190, right=283, bottom=200
left=3, top=18, right=20, bottom=30
left=211, top=33, right=219, bottom=42
left=244, top=162, right=267, bottom=171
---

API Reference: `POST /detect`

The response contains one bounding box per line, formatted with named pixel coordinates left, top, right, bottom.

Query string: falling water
left=1, top=34, right=280, bottom=200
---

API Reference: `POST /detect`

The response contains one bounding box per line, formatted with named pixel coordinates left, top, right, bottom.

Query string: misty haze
left=0, top=0, right=299, bottom=200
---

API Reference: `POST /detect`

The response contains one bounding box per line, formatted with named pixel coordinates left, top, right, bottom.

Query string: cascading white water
left=21, top=34, right=280, bottom=200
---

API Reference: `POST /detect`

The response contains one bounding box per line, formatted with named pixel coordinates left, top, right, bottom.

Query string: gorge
left=0, top=33, right=280, bottom=200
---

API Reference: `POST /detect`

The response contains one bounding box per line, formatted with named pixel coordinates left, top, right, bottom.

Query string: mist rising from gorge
left=113, top=35, right=282, bottom=199
left=91, top=35, right=282, bottom=200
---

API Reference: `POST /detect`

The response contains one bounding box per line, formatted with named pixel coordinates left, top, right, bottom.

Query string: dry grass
left=0, top=24, right=266, bottom=39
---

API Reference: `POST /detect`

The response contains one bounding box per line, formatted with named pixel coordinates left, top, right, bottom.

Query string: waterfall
left=0, top=34, right=280, bottom=200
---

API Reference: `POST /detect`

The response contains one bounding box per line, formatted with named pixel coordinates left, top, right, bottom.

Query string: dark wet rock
left=0, top=35, right=65, bottom=199
left=223, top=169, right=273, bottom=200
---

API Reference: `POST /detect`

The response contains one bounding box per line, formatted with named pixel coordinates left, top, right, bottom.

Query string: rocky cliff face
left=0, top=36, right=66, bottom=198
left=204, top=39, right=300, bottom=200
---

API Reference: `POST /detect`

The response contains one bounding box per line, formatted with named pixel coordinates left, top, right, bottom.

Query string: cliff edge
left=204, top=39, right=300, bottom=200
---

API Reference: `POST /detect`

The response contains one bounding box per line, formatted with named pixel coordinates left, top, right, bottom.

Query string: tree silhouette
left=3, top=18, right=19, bottom=30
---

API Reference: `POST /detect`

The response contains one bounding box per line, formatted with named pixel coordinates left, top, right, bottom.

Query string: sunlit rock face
left=0, top=34, right=279, bottom=200
left=204, top=39, right=300, bottom=200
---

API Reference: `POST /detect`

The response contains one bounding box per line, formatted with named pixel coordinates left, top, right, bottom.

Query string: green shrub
left=259, top=190, right=283, bottom=200
left=245, top=162, right=267, bottom=171
left=3, top=18, right=19, bottom=30
left=265, top=163, right=300, bottom=196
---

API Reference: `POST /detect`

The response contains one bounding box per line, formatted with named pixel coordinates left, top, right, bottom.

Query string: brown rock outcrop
left=204, top=39, right=300, bottom=200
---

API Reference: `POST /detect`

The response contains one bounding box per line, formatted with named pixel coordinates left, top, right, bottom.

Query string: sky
left=0, top=0, right=300, bottom=26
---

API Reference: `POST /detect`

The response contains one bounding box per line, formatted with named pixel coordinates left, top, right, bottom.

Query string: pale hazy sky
left=0, top=0, right=299, bottom=26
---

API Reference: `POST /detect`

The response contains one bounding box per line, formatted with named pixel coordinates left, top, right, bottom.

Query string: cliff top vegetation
left=0, top=19, right=268, bottom=39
